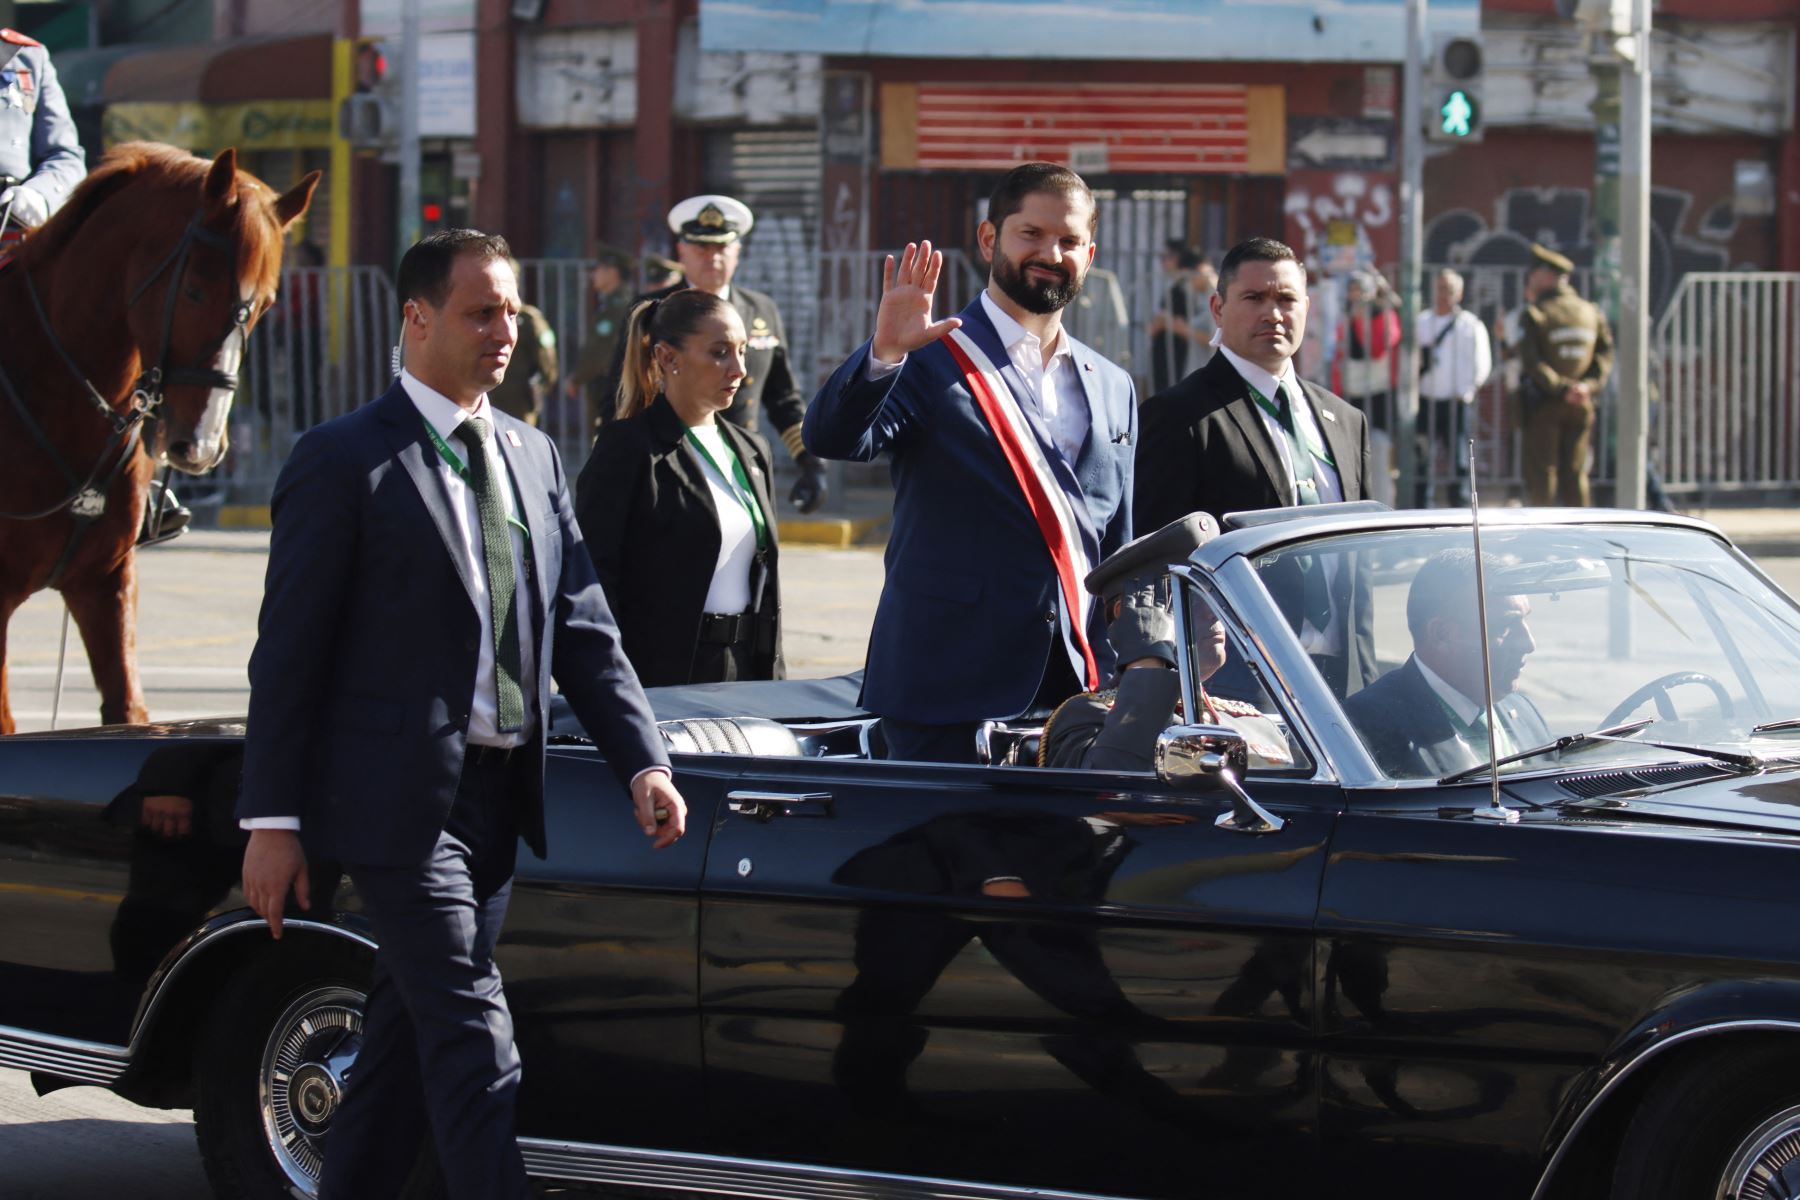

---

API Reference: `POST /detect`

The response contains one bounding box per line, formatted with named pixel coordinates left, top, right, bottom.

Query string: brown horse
left=0, top=142, right=318, bottom=732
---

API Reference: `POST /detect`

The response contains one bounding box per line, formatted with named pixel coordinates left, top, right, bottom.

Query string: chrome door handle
left=727, top=790, right=835, bottom=821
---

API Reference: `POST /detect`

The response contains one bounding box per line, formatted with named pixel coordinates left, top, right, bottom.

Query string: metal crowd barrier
left=206, top=258, right=1797, bottom=509
left=1654, top=272, right=1800, bottom=500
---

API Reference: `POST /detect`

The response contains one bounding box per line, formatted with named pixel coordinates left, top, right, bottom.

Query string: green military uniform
left=487, top=302, right=558, bottom=425
left=569, top=286, right=633, bottom=431
left=1517, top=245, right=1613, bottom=507
left=1037, top=668, right=1294, bottom=772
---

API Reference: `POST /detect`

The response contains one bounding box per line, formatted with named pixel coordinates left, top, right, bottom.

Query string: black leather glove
left=1107, top=572, right=1177, bottom=669
left=789, top=454, right=829, bottom=514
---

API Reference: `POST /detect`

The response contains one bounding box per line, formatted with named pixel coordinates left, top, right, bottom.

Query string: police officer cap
left=1529, top=243, right=1574, bottom=275
left=668, top=194, right=754, bottom=245
left=593, top=242, right=634, bottom=272
left=1085, top=513, right=1222, bottom=603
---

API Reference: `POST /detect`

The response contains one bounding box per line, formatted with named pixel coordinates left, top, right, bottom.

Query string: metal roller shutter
left=703, top=126, right=822, bottom=390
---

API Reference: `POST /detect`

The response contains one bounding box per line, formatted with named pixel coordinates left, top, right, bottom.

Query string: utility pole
left=1397, top=0, right=1427, bottom=507
left=398, top=0, right=422, bottom=252
left=1614, top=0, right=1652, bottom=509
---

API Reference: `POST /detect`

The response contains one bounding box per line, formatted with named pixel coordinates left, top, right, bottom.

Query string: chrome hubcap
left=1720, top=1103, right=1800, bottom=1200
left=259, top=985, right=364, bottom=1197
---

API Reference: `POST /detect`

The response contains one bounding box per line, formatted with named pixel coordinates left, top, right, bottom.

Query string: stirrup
left=138, top=479, right=191, bottom=547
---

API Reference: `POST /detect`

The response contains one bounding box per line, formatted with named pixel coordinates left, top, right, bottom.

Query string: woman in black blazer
left=575, top=288, right=783, bottom=687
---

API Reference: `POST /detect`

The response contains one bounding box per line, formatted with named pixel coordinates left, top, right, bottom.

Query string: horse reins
left=0, top=211, right=256, bottom=585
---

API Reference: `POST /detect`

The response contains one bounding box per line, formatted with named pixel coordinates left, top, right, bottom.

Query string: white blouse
left=687, top=421, right=757, bottom=614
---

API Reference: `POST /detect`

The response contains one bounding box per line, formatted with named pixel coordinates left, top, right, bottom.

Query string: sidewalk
left=778, top=485, right=893, bottom=548
left=215, top=485, right=898, bottom=549
left=1678, top=506, right=1800, bottom=557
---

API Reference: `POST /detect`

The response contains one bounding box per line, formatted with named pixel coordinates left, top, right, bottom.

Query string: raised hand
left=871, top=240, right=963, bottom=363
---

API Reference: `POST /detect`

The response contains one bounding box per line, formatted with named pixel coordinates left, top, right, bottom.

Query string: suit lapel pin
left=1083, top=361, right=1094, bottom=372
left=1322, top=410, right=1337, bottom=422
left=506, top=429, right=522, bottom=447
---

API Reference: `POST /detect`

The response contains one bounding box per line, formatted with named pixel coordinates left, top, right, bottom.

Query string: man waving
left=804, top=162, right=1136, bottom=763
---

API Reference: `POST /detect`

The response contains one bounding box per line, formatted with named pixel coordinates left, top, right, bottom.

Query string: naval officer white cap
left=668, top=194, right=754, bottom=245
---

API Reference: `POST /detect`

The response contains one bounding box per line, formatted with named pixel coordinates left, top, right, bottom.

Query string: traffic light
left=1427, top=34, right=1485, bottom=144
left=339, top=38, right=398, bottom=149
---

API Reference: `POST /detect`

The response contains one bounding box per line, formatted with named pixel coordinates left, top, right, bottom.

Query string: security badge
left=748, top=315, right=779, bottom=352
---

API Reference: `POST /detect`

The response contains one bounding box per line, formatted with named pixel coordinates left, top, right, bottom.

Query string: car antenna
left=1468, top=439, right=1520, bottom=823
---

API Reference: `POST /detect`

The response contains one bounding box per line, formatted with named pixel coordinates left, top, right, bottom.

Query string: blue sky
left=700, top=0, right=1480, bottom=62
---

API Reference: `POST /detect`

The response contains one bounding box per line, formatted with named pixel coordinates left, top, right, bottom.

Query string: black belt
left=698, top=611, right=757, bottom=646
left=467, top=742, right=526, bottom=767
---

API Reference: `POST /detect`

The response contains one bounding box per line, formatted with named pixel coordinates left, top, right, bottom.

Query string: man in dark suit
left=599, top=193, right=830, bottom=513
left=1344, top=548, right=1546, bottom=779
left=1135, top=236, right=1375, bottom=695
left=236, top=229, right=687, bottom=1200
left=805, top=162, right=1136, bottom=763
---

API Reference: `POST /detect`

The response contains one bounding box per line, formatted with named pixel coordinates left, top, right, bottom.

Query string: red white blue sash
left=943, top=327, right=1099, bottom=691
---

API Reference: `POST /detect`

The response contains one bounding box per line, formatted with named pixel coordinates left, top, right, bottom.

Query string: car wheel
left=1610, top=1041, right=1800, bottom=1199
left=194, top=942, right=375, bottom=1200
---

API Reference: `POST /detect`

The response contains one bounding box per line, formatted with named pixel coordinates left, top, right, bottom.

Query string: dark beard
left=991, top=252, right=1083, bottom=315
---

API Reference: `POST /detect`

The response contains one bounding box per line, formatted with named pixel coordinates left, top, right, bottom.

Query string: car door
left=698, top=751, right=1337, bottom=1200
left=502, top=745, right=731, bottom=1154
left=0, top=733, right=247, bottom=1047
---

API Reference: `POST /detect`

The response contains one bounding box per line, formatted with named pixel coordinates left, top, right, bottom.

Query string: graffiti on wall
left=1424, top=185, right=1743, bottom=316
left=1284, top=169, right=1398, bottom=275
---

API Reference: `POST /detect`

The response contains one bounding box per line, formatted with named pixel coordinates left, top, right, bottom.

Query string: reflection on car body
left=6, top=509, right=1800, bottom=1200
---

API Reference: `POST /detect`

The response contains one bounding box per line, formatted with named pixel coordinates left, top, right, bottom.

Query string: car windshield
left=1249, top=523, right=1800, bottom=781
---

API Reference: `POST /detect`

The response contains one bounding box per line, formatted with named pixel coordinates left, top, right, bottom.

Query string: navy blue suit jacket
left=803, top=297, right=1136, bottom=724
left=238, top=383, right=669, bottom=867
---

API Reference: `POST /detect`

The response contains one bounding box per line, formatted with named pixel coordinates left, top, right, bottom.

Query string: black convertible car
left=6, top=507, right=1800, bottom=1200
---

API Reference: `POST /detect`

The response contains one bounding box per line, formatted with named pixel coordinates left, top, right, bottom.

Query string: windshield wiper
left=1440, top=718, right=1655, bottom=784
left=1441, top=717, right=1766, bottom=784
left=1751, top=717, right=1800, bottom=735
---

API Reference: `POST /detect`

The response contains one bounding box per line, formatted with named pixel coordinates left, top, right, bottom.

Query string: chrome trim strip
left=130, top=915, right=377, bottom=1057
left=0, top=1025, right=129, bottom=1085
left=1194, top=507, right=1725, bottom=571
left=1529, top=1017, right=1800, bottom=1200
left=1171, top=568, right=1199, bottom=730
left=518, top=1138, right=1126, bottom=1200
left=1182, top=558, right=1380, bottom=786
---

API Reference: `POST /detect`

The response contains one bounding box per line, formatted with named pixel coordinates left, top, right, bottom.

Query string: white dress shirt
left=241, top=373, right=539, bottom=833
left=1417, top=307, right=1494, bottom=402
left=1217, top=343, right=1345, bottom=506
left=1218, top=343, right=1345, bottom=654
left=1415, top=655, right=1513, bottom=754
left=401, top=370, right=538, bottom=748
left=687, top=420, right=757, bottom=613
left=978, top=292, right=1088, bottom=466
left=867, top=289, right=1090, bottom=467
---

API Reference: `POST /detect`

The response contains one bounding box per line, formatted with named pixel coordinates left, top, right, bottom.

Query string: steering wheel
left=1601, top=671, right=1737, bottom=728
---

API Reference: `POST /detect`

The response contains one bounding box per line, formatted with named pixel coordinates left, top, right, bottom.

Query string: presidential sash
left=943, top=327, right=1100, bottom=691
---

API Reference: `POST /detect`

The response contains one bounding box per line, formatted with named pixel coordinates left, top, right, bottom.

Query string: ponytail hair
left=616, top=288, right=736, bottom=420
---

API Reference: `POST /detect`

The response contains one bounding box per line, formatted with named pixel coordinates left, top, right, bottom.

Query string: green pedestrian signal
left=1440, top=89, right=1476, bottom=138
left=1427, top=35, right=1485, bottom=143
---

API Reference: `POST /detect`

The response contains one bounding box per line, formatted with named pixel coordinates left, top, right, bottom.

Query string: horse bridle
left=124, top=215, right=256, bottom=409
left=0, top=209, right=258, bottom=583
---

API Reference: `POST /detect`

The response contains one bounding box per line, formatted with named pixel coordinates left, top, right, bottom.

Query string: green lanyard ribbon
left=1434, top=690, right=1515, bottom=759
left=1247, top=381, right=1336, bottom=505
left=423, top=416, right=530, bottom=541
left=685, top=427, right=769, bottom=552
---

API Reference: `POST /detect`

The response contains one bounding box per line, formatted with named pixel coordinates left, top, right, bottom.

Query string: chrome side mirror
left=1154, top=723, right=1286, bottom=835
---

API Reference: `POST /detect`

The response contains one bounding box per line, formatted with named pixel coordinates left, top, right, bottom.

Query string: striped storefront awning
left=882, top=83, right=1286, bottom=175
